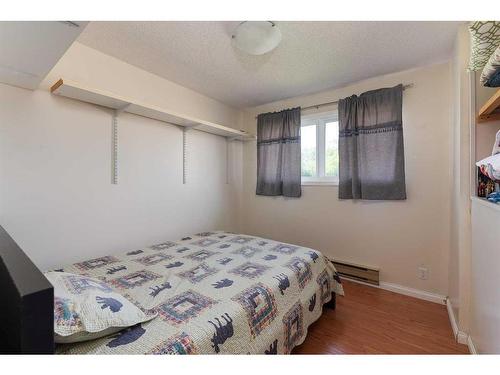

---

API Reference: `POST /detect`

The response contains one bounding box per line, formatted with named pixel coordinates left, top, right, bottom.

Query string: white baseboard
left=457, top=332, right=469, bottom=345
left=379, top=282, right=446, bottom=305
left=446, top=297, right=469, bottom=345
left=341, top=276, right=446, bottom=304
left=446, top=297, right=459, bottom=336
left=467, top=335, right=477, bottom=354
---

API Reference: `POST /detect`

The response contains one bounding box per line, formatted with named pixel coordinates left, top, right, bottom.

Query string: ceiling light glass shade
left=232, top=21, right=281, bottom=55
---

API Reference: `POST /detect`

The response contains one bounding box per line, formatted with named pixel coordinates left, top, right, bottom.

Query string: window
left=301, top=111, right=339, bottom=185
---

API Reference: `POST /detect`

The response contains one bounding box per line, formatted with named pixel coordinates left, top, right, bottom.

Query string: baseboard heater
left=331, top=259, right=380, bottom=286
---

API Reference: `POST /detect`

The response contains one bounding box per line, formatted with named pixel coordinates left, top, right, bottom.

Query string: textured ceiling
left=78, top=21, right=463, bottom=108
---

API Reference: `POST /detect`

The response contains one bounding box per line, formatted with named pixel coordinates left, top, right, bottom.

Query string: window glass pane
left=325, top=121, right=339, bottom=177
left=301, top=124, right=316, bottom=177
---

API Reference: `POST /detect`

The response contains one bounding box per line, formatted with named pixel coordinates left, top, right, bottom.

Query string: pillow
left=476, top=153, right=500, bottom=181
left=469, top=21, right=500, bottom=71
left=45, top=271, right=156, bottom=344
left=480, top=45, right=500, bottom=86
left=486, top=68, right=500, bottom=87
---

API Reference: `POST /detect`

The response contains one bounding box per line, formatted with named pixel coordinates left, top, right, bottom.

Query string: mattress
left=55, top=231, right=344, bottom=354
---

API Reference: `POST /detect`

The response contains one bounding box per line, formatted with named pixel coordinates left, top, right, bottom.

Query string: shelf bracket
left=111, top=104, right=130, bottom=185
left=226, top=137, right=232, bottom=185
left=111, top=111, right=119, bottom=185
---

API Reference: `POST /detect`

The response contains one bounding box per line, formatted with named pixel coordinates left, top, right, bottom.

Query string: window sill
left=301, top=181, right=339, bottom=186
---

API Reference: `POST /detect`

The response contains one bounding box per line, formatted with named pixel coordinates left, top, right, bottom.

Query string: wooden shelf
left=478, top=88, right=500, bottom=123
left=50, top=79, right=255, bottom=141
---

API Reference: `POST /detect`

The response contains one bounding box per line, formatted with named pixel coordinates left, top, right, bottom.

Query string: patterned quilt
left=55, top=231, right=344, bottom=354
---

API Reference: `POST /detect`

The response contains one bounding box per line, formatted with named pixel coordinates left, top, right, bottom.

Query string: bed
left=0, top=227, right=343, bottom=354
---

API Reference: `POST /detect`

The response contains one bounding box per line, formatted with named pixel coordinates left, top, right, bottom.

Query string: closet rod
left=255, top=83, right=414, bottom=118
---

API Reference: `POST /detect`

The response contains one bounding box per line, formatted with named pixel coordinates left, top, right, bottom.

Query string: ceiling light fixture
left=231, top=21, right=281, bottom=56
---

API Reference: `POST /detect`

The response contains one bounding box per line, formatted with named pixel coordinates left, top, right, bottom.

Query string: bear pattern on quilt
left=55, top=231, right=343, bottom=354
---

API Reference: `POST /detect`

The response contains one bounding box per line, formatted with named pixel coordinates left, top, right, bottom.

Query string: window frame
left=300, top=110, right=339, bottom=186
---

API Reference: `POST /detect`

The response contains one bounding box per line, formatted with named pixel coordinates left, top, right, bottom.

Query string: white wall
left=470, top=198, right=500, bottom=353
left=448, top=24, right=472, bottom=336
left=0, top=43, right=243, bottom=271
left=240, top=63, right=453, bottom=295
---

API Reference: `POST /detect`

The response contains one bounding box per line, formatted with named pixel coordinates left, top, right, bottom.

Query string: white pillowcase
left=476, top=153, right=500, bottom=181
left=45, top=271, right=156, bottom=344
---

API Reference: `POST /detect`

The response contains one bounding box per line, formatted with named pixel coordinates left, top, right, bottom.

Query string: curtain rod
left=255, top=83, right=414, bottom=119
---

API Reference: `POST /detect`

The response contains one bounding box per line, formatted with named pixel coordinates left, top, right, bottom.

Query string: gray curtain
left=338, top=84, right=406, bottom=200
left=256, top=107, right=301, bottom=197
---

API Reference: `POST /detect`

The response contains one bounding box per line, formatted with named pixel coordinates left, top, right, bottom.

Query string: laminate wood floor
left=293, top=280, right=469, bottom=354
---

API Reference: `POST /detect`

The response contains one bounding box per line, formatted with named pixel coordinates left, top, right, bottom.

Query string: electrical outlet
left=418, top=266, right=429, bottom=280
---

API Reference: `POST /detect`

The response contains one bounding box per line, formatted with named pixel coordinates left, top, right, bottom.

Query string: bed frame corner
left=0, top=225, right=54, bottom=354
left=325, top=292, right=336, bottom=310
